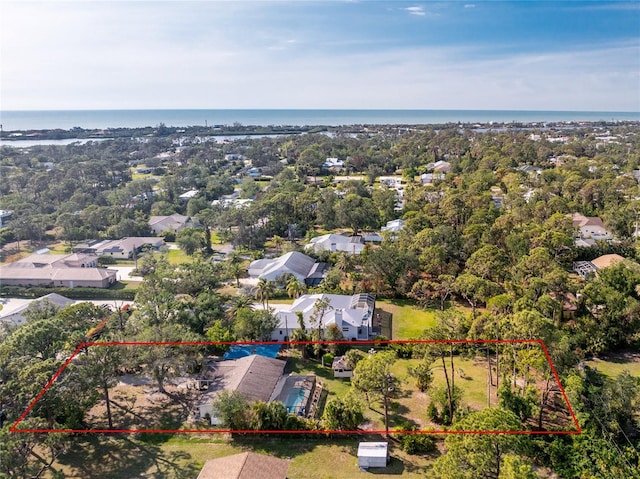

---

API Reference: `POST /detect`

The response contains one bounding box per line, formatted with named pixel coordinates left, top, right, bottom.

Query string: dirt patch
left=85, top=382, right=199, bottom=431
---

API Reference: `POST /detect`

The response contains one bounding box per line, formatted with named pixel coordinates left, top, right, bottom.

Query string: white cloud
left=405, top=6, right=426, bottom=16
left=464, top=4, right=476, bottom=8
left=1, top=2, right=637, bottom=111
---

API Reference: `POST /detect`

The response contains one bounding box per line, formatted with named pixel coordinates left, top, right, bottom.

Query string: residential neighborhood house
left=0, top=293, right=74, bottom=327
left=148, top=213, right=198, bottom=235
left=74, top=237, right=164, bottom=259
left=248, top=251, right=329, bottom=286
left=196, top=452, right=290, bottom=479
left=569, top=212, right=613, bottom=247
left=0, top=252, right=117, bottom=288
left=573, top=253, right=628, bottom=278
left=271, top=293, right=377, bottom=341
left=196, top=354, right=318, bottom=425
left=305, top=233, right=365, bottom=255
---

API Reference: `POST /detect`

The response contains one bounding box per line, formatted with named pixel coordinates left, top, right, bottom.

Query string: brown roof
left=591, top=254, right=625, bottom=270
left=569, top=213, right=605, bottom=228
left=197, top=452, right=289, bottom=479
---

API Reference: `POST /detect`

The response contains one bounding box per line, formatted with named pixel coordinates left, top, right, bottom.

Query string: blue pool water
left=223, top=343, right=281, bottom=360
left=284, top=387, right=306, bottom=413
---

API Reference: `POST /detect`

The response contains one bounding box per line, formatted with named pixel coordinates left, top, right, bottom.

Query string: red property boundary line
left=11, top=339, right=582, bottom=435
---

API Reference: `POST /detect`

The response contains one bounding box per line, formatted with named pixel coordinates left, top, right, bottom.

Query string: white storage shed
left=357, top=442, right=389, bottom=469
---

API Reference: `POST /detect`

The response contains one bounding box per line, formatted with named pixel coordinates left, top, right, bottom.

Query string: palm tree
left=254, top=278, right=276, bottom=308
left=286, top=276, right=307, bottom=299
left=272, top=235, right=284, bottom=253
left=226, top=294, right=254, bottom=325
left=226, top=261, right=243, bottom=288
left=335, top=253, right=352, bottom=274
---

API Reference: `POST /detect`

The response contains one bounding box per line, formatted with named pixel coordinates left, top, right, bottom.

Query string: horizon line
left=2, top=107, right=638, bottom=114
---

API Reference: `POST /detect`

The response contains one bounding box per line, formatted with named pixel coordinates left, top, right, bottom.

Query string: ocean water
left=0, top=109, right=638, bottom=131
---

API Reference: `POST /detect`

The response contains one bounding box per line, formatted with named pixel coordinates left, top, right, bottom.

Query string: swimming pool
left=223, top=343, right=282, bottom=360
left=284, top=387, right=307, bottom=414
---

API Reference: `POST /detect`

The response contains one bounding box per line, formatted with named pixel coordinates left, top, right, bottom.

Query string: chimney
left=334, top=309, right=342, bottom=327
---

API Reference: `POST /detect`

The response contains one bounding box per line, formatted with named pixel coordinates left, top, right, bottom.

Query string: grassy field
left=376, top=299, right=438, bottom=339
left=166, top=247, right=192, bottom=265
left=51, top=434, right=435, bottom=479
left=585, top=353, right=640, bottom=378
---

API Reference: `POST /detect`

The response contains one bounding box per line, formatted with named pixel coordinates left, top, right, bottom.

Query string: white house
left=0, top=210, right=13, bottom=228
left=248, top=252, right=328, bottom=286
left=568, top=213, right=613, bottom=246
left=95, top=237, right=164, bottom=259
left=148, top=213, right=198, bottom=234
left=379, top=176, right=403, bottom=188
left=331, top=356, right=353, bottom=378
left=323, top=158, right=344, bottom=170
left=420, top=173, right=445, bottom=185
left=0, top=293, right=74, bottom=327
left=358, top=442, right=389, bottom=470
left=381, top=219, right=404, bottom=235
left=271, top=293, right=376, bottom=341
left=178, top=190, right=199, bottom=201
left=305, top=234, right=365, bottom=255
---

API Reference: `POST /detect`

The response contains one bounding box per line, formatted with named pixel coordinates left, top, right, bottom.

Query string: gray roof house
left=75, top=237, right=164, bottom=259
left=271, top=293, right=376, bottom=342
left=248, top=251, right=329, bottom=286
left=197, top=354, right=287, bottom=422
left=0, top=252, right=117, bottom=288
left=148, top=213, right=197, bottom=234
left=0, top=293, right=74, bottom=327
left=305, top=234, right=365, bottom=255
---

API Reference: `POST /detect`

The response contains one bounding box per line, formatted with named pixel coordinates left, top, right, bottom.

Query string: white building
left=0, top=293, right=74, bottom=327
left=305, top=234, right=365, bottom=255
left=0, top=210, right=13, bottom=228
left=569, top=213, right=613, bottom=246
left=358, top=442, right=389, bottom=469
left=148, top=214, right=198, bottom=234
left=381, top=219, right=404, bottom=235
left=271, top=293, right=376, bottom=341
left=248, top=252, right=328, bottom=286
left=378, top=176, right=403, bottom=188
left=323, top=158, right=344, bottom=170
left=178, top=190, right=199, bottom=201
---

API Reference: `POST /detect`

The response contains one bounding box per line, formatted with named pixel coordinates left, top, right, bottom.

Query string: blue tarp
left=223, top=343, right=281, bottom=360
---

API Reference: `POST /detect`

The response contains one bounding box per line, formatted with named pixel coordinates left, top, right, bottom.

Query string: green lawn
left=52, top=434, right=435, bottom=479
left=376, top=299, right=438, bottom=339
left=166, top=247, right=192, bottom=265
left=586, top=354, right=640, bottom=379
left=286, top=353, right=352, bottom=401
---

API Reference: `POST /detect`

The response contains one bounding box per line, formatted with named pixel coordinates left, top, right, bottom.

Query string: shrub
left=400, top=433, right=436, bottom=455
left=322, top=352, right=335, bottom=367
left=427, top=401, right=439, bottom=423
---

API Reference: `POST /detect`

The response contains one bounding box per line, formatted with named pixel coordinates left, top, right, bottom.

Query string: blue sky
left=1, top=1, right=638, bottom=111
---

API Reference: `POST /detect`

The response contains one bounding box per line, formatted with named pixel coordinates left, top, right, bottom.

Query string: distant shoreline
left=1, top=109, right=638, bottom=132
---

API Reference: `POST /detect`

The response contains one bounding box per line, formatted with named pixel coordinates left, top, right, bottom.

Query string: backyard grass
left=286, top=353, right=352, bottom=401
left=51, top=434, right=435, bottom=479
left=376, top=299, right=438, bottom=339
left=586, top=352, right=640, bottom=379
left=166, top=247, right=192, bottom=265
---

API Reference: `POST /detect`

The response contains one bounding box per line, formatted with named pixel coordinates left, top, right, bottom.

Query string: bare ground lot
left=85, top=381, right=200, bottom=431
